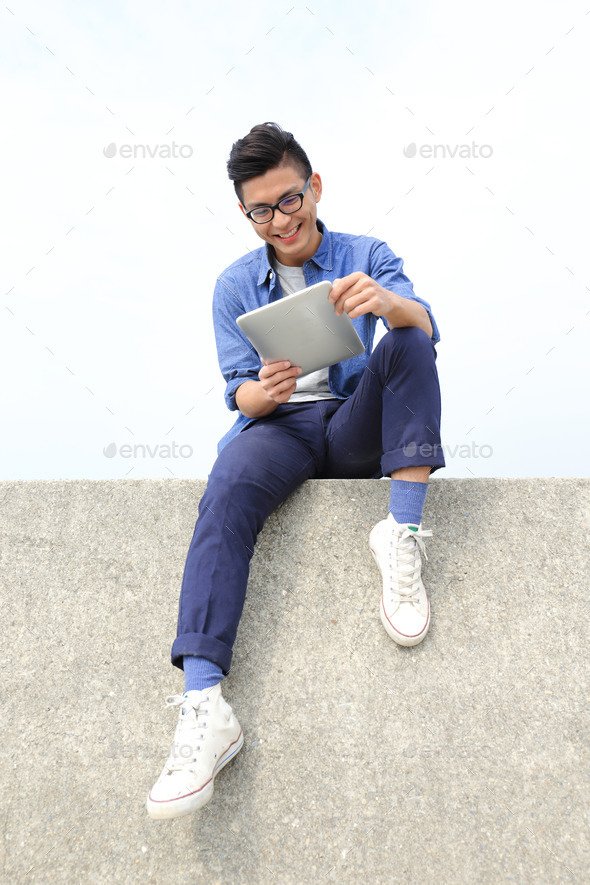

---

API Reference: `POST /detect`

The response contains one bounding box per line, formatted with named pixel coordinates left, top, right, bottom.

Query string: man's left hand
left=329, top=272, right=395, bottom=320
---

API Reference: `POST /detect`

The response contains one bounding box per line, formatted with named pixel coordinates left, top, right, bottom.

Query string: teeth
left=278, top=225, right=299, bottom=239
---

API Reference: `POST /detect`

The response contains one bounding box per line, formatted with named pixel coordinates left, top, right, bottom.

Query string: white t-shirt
left=272, top=258, right=337, bottom=403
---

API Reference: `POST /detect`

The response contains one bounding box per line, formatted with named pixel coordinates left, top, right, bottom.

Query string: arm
left=213, top=276, right=266, bottom=413
left=329, top=272, right=433, bottom=338
left=383, top=292, right=433, bottom=338
left=329, top=235, right=438, bottom=340
left=236, top=360, right=303, bottom=418
left=236, top=380, right=278, bottom=419
left=213, top=275, right=304, bottom=419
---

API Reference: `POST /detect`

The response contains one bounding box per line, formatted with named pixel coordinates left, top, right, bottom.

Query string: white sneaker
left=146, top=683, right=243, bottom=820
left=369, top=512, right=433, bottom=647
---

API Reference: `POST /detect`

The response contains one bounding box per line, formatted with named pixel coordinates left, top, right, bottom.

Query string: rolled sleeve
left=212, top=276, right=262, bottom=411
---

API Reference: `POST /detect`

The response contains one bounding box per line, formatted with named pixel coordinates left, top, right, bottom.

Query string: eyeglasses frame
left=242, top=176, right=312, bottom=224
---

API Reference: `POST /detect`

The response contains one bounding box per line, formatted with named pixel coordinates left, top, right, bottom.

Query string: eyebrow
left=245, top=185, right=302, bottom=210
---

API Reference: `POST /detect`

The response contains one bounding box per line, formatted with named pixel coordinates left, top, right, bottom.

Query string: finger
left=261, top=365, right=301, bottom=387
left=328, top=280, right=341, bottom=302
left=330, top=286, right=350, bottom=314
left=345, top=291, right=378, bottom=318
left=272, top=363, right=302, bottom=380
left=333, top=291, right=355, bottom=316
left=275, top=377, right=298, bottom=394
left=331, top=277, right=366, bottom=313
left=341, top=289, right=370, bottom=311
left=268, top=377, right=298, bottom=401
left=261, top=360, right=291, bottom=378
left=330, top=278, right=353, bottom=303
left=347, top=301, right=373, bottom=318
left=330, top=272, right=366, bottom=300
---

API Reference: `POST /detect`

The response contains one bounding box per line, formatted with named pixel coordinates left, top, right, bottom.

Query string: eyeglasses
left=243, top=176, right=312, bottom=224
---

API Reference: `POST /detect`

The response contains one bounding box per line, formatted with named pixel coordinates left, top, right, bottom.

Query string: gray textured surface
left=0, top=478, right=589, bottom=884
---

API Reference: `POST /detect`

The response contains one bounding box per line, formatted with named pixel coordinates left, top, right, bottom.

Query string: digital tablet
left=236, top=281, right=365, bottom=377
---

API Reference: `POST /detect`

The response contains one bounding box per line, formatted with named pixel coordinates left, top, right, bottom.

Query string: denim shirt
left=212, top=219, right=440, bottom=453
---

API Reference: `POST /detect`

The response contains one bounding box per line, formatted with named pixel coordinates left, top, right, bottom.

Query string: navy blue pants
left=172, top=327, right=445, bottom=674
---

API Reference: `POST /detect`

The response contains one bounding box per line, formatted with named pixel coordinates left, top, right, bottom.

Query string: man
left=146, top=122, right=445, bottom=820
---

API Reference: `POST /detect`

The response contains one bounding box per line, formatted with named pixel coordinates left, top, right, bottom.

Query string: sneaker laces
left=163, top=693, right=210, bottom=772
left=387, top=524, right=432, bottom=602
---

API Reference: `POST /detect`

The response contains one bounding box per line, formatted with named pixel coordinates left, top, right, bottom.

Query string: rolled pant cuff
left=381, top=445, right=446, bottom=476
left=171, top=633, right=233, bottom=675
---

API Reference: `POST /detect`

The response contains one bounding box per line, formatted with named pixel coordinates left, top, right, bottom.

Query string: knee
left=197, top=468, right=253, bottom=539
left=380, top=325, right=435, bottom=358
left=202, top=439, right=269, bottom=513
left=203, top=458, right=246, bottom=505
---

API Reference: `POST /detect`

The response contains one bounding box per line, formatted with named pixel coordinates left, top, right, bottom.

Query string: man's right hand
left=259, top=359, right=302, bottom=404
left=235, top=360, right=303, bottom=418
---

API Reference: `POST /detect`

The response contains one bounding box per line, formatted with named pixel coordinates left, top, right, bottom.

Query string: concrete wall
left=1, top=478, right=589, bottom=883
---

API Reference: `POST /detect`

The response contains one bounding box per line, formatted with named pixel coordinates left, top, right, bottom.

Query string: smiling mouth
left=276, top=224, right=301, bottom=240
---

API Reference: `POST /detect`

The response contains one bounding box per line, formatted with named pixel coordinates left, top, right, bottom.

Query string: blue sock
left=183, top=655, right=224, bottom=692
left=389, top=479, right=428, bottom=528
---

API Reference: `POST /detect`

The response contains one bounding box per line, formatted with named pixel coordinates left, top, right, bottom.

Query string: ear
left=238, top=202, right=247, bottom=217
left=311, top=172, right=322, bottom=203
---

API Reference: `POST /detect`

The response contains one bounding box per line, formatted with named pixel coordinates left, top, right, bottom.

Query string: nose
left=272, top=211, right=297, bottom=233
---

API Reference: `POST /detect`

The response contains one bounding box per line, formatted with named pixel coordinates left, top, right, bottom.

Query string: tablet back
left=236, top=281, right=365, bottom=376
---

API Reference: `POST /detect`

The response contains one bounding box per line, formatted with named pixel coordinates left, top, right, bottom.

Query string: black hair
left=227, top=122, right=312, bottom=203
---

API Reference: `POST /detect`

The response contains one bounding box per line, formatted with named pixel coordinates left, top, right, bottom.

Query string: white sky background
left=1, top=0, right=589, bottom=480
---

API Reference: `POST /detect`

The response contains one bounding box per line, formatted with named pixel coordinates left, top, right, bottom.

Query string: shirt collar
left=257, top=219, right=333, bottom=285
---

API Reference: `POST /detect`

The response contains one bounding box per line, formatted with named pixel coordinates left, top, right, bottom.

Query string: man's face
left=239, top=162, right=323, bottom=267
